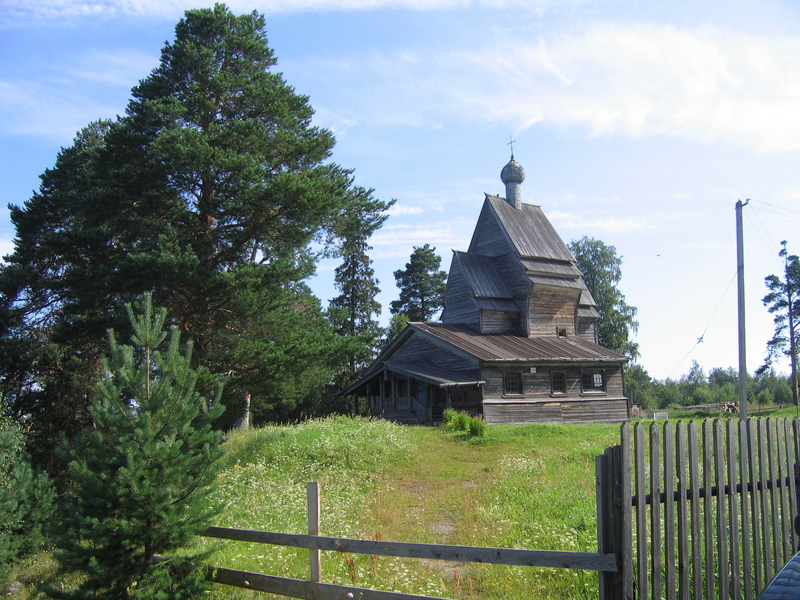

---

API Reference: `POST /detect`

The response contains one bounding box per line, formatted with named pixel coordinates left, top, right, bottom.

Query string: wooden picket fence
left=201, top=417, right=800, bottom=600
left=612, top=418, right=800, bottom=600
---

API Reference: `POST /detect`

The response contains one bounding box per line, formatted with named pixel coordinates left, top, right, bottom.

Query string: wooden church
left=341, top=156, right=630, bottom=425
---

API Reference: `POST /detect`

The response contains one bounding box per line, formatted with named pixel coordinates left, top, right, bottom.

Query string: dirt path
left=368, top=429, right=505, bottom=546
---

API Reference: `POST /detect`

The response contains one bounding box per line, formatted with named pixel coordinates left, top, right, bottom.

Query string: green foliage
left=381, top=313, right=410, bottom=350
left=0, top=4, right=387, bottom=470
left=468, top=416, right=488, bottom=437
left=759, top=241, right=800, bottom=405
left=0, top=418, right=56, bottom=585
left=328, top=191, right=395, bottom=391
left=390, top=244, right=447, bottom=322
left=54, top=295, right=224, bottom=599
left=568, top=236, right=639, bottom=359
left=441, top=409, right=487, bottom=437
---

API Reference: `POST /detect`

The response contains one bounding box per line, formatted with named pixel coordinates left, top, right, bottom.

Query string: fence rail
left=201, top=481, right=619, bottom=600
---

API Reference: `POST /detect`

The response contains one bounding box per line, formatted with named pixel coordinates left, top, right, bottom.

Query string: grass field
left=201, top=417, right=619, bottom=600
left=18, top=410, right=786, bottom=599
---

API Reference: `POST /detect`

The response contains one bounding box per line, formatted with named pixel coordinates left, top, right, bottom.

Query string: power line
left=667, top=269, right=738, bottom=380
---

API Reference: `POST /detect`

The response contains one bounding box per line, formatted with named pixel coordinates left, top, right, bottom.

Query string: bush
left=468, top=416, right=487, bottom=438
left=441, top=410, right=487, bottom=437
left=442, top=408, right=458, bottom=427
left=0, top=418, right=56, bottom=585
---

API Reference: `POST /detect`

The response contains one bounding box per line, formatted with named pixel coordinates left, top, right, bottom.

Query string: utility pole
left=736, top=199, right=749, bottom=419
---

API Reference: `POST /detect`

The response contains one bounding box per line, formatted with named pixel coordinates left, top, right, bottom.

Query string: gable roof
left=474, top=196, right=575, bottom=262
left=453, top=251, right=512, bottom=299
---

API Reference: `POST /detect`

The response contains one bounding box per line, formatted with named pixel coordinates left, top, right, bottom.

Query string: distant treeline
left=626, top=362, right=794, bottom=411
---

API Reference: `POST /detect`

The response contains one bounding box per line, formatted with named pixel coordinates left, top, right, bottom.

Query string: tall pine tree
left=328, top=190, right=394, bottom=390
left=759, top=240, right=800, bottom=405
left=0, top=5, right=385, bottom=462
left=390, top=244, right=447, bottom=322
left=55, top=295, right=224, bottom=599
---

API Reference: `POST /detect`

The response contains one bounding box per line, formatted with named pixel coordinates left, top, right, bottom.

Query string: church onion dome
left=501, top=156, right=525, bottom=209
left=501, top=157, right=526, bottom=185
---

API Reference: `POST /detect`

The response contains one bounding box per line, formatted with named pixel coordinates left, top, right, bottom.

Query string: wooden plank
left=790, top=419, right=800, bottom=551
left=650, top=423, right=662, bottom=600
left=211, top=567, right=451, bottom=600
left=619, top=425, right=634, bottom=600
left=664, top=422, right=676, bottom=600
left=749, top=419, right=765, bottom=591
left=201, top=527, right=617, bottom=572
left=714, top=420, right=729, bottom=600
left=676, top=422, right=690, bottom=600
left=634, top=423, right=649, bottom=600
left=777, top=420, right=792, bottom=562
left=727, top=420, right=741, bottom=600
left=767, top=419, right=780, bottom=578
left=739, top=420, right=753, bottom=600
left=688, top=422, right=702, bottom=600
left=702, top=420, right=714, bottom=600
left=759, top=419, right=774, bottom=582
left=596, top=453, right=609, bottom=600
left=307, top=482, right=321, bottom=583
left=775, top=419, right=794, bottom=569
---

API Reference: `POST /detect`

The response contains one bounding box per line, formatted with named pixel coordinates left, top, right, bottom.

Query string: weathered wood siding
left=483, top=397, right=629, bottom=424
left=480, top=310, right=517, bottom=334
left=527, top=285, right=581, bottom=336
left=576, top=318, right=597, bottom=344
left=481, top=363, right=625, bottom=402
left=441, top=258, right=480, bottom=329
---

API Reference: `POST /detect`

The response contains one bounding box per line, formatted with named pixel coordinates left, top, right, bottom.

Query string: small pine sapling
left=54, top=294, right=224, bottom=599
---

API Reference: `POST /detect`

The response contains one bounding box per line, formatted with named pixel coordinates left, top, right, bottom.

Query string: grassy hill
left=203, top=417, right=619, bottom=600
left=11, top=417, right=621, bottom=600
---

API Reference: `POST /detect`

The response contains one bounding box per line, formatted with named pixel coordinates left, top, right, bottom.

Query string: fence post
left=597, top=423, right=633, bottom=600
left=307, top=481, right=321, bottom=583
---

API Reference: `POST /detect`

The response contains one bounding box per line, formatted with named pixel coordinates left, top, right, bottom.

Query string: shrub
left=0, top=418, right=56, bottom=585
left=453, top=412, right=471, bottom=432
left=468, top=416, right=487, bottom=438
left=442, top=408, right=458, bottom=427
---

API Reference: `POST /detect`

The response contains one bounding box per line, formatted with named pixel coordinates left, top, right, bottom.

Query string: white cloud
left=0, top=0, right=571, bottom=25
left=305, top=21, right=800, bottom=155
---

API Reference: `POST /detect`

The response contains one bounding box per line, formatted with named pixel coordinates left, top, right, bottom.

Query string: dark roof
left=453, top=251, right=513, bottom=299
left=484, top=196, right=575, bottom=262
left=411, top=322, right=628, bottom=363
left=383, top=363, right=484, bottom=388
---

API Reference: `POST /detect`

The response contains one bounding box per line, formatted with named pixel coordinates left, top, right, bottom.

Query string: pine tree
left=759, top=240, right=800, bottom=405
left=328, top=190, right=394, bottom=390
left=0, top=5, right=382, bottom=465
left=390, top=244, right=447, bottom=322
left=55, top=294, right=224, bottom=599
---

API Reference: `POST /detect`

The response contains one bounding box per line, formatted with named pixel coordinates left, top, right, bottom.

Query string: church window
left=504, top=371, right=523, bottom=396
left=551, top=371, right=566, bottom=395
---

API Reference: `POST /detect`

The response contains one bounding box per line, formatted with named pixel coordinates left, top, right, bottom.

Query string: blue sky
left=2, top=0, right=800, bottom=381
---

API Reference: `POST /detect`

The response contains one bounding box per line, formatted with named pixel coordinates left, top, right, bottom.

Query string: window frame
left=551, top=371, right=567, bottom=396
left=581, top=369, right=606, bottom=394
left=503, top=371, right=524, bottom=397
